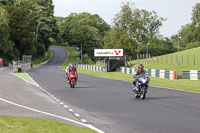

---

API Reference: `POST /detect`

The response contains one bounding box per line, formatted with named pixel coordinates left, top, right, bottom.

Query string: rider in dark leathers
left=133, top=64, right=149, bottom=91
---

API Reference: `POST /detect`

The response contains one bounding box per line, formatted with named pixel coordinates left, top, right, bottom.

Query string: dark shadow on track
left=144, top=96, right=182, bottom=100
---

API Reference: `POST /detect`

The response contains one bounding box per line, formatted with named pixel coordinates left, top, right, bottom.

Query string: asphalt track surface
left=29, top=46, right=200, bottom=133
left=0, top=68, right=81, bottom=126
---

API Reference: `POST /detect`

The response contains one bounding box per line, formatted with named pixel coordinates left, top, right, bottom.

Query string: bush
left=185, top=42, right=200, bottom=49
left=82, top=54, right=94, bottom=64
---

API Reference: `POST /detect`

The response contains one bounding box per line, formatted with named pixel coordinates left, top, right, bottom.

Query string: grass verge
left=12, top=72, right=38, bottom=86
left=0, top=116, right=97, bottom=133
left=76, top=68, right=200, bottom=93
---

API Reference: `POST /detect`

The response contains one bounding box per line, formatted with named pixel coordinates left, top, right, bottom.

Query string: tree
left=0, top=6, right=14, bottom=61
left=171, top=2, right=200, bottom=51
left=5, top=3, right=34, bottom=57
left=55, top=17, right=66, bottom=44
left=31, top=0, right=58, bottom=56
left=0, top=0, right=15, bottom=5
left=62, top=12, right=110, bottom=53
left=105, top=2, right=165, bottom=56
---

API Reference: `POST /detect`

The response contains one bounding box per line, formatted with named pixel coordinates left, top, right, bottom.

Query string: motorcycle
left=68, top=71, right=77, bottom=88
left=133, top=75, right=150, bottom=99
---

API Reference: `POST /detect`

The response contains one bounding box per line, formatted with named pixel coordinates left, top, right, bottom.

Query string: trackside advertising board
left=94, top=49, right=123, bottom=57
left=0, top=58, right=2, bottom=65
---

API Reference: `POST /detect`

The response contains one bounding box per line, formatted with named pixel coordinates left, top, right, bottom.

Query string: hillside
left=129, top=47, right=200, bottom=71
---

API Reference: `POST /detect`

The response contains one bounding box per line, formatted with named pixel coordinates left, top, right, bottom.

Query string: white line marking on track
left=11, top=67, right=105, bottom=132
left=26, top=74, right=40, bottom=87
left=69, top=109, right=73, bottom=112
left=81, top=119, right=87, bottom=123
left=74, top=114, right=80, bottom=117
left=11, top=73, right=39, bottom=87
left=56, top=99, right=60, bottom=102
left=0, top=97, right=104, bottom=133
left=59, top=102, right=64, bottom=105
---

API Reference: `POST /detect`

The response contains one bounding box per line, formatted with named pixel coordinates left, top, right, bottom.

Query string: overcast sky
left=52, top=0, right=200, bottom=37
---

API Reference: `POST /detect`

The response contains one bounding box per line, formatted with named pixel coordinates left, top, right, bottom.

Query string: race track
left=29, top=46, right=200, bottom=133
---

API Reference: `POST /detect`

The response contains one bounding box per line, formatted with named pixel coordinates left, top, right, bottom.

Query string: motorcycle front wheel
left=140, top=87, right=147, bottom=99
left=71, top=81, right=75, bottom=88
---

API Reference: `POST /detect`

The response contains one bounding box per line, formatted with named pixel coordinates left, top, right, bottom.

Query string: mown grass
left=0, top=116, right=97, bottom=133
left=76, top=69, right=200, bottom=92
left=130, top=47, right=200, bottom=71
left=12, top=72, right=38, bottom=86
left=32, top=50, right=52, bottom=65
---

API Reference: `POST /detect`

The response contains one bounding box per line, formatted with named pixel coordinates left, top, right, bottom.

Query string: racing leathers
left=132, top=69, right=149, bottom=91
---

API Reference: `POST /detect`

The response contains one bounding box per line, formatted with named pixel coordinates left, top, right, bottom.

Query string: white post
left=147, top=43, right=150, bottom=59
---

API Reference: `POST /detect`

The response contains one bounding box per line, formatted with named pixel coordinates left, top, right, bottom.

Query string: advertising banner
left=94, top=49, right=123, bottom=57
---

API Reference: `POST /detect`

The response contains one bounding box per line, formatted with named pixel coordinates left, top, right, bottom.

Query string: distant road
left=29, top=46, right=200, bottom=133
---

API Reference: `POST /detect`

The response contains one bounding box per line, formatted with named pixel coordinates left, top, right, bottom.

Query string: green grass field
left=130, top=47, right=200, bottom=71
left=0, top=116, right=97, bottom=133
left=76, top=69, right=200, bottom=92
left=12, top=72, right=38, bottom=86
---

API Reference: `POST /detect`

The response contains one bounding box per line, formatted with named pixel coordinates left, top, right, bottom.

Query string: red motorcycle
left=68, top=71, right=78, bottom=88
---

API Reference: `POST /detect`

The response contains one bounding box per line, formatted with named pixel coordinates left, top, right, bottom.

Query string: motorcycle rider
left=66, top=63, right=78, bottom=83
left=65, top=63, right=72, bottom=79
left=132, top=64, right=149, bottom=92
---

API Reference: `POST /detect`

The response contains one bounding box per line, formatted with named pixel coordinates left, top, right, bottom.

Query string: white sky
left=52, top=0, right=200, bottom=37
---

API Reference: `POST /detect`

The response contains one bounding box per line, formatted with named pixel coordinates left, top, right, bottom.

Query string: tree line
left=0, top=0, right=57, bottom=62
left=55, top=2, right=176, bottom=63
left=56, top=2, right=200, bottom=63
left=172, top=3, right=200, bottom=51
left=1, top=1, right=200, bottom=63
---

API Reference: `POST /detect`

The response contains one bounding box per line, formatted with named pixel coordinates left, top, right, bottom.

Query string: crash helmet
left=138, top=64, right=144, bottom=72
left=68, top=63, right=73, bottom=68
left=69, top=64, right=76, bottom=71
left=71, top=64, right=76, bottom=69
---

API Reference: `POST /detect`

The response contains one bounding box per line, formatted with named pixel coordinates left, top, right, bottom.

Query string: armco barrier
left=182, top=70, right=200, bottom=80
left=120, top=67, right=176, bottom=80
left=77, top=64, right=105, bottom=72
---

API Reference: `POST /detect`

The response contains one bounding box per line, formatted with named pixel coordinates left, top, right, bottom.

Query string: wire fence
left=133, top=54, right=200, bottom=66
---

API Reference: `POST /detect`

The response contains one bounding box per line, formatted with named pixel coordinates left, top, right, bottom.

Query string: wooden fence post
left=146, top=54, right=148, bottom=64
left=157, top=57, right=158, bottom=64
left=166, top=56, right=168, bottom=65
left=171, top=55, right=173, bottom=65
left=153, top=56, right=154, bottom=64
left=143, top=54, right=144, bottom=61
left=182, top=55, right=183, bottom=65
